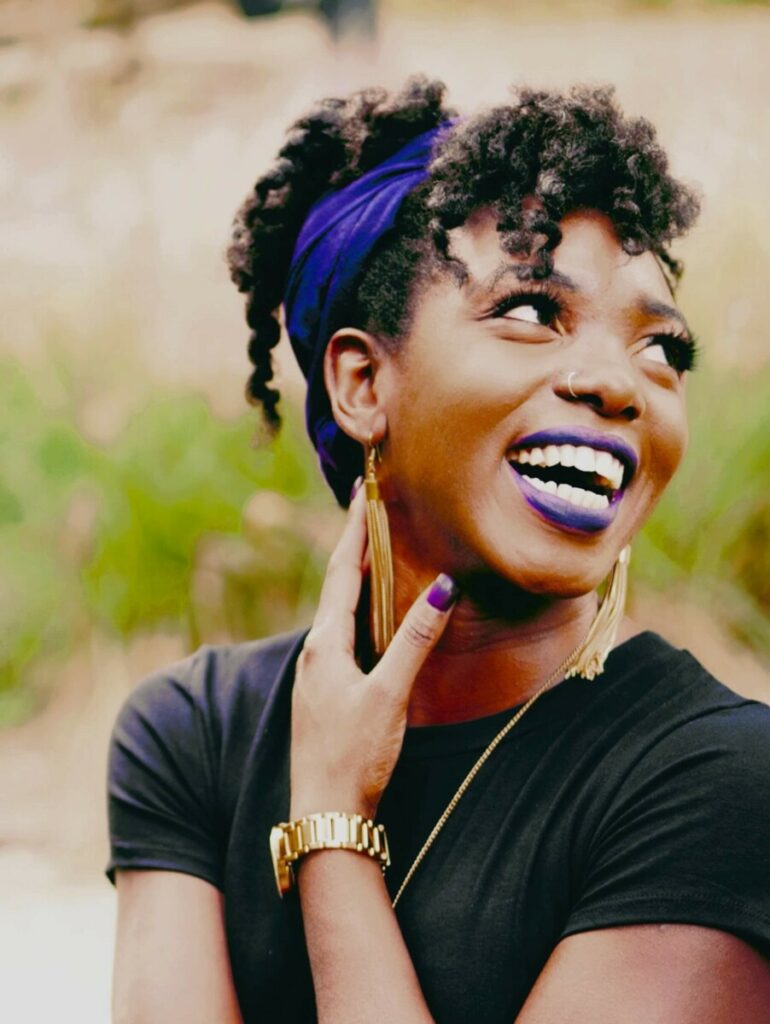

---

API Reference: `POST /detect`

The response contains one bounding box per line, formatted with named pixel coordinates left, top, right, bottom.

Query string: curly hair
left=227, top=75, right=699, bottom=446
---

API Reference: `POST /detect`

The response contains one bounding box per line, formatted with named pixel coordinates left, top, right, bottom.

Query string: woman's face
left=379, top=207, right=693, bottom=597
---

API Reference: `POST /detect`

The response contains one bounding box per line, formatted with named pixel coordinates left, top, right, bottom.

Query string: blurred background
left=2, top=0, right=769, bottom=1018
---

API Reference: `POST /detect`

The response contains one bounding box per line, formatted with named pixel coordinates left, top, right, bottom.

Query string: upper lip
left=508, top=426, right=639, bottom=488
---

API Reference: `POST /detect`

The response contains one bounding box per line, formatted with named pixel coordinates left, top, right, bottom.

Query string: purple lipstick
left=506, top=426, right=638, bottom=534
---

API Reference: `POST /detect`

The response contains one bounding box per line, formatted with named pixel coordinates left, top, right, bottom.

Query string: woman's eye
left=640, top=333, right=698, bottom=374
left=496, top=294, right=560, bottom=327
left=642, top=341, right=669, bottom=366
left=504, top=303, right=545, bottom=325
left=491, top=289, right=563, bottom=332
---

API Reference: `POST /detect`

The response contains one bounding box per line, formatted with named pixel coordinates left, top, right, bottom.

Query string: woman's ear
left=323, top=327, right=388, bottom=444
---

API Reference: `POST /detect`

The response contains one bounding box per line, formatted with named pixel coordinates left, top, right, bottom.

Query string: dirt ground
left=2, top=2, right=769, bottom=1020
left=0, top=633, right=187, bottom=1022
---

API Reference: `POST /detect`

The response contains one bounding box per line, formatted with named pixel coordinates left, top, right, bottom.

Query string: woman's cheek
left=655, top=393, right=689, bottom=484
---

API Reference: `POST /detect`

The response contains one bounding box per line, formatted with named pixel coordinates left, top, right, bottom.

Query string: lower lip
left=507, top=464, right=623, bottom=534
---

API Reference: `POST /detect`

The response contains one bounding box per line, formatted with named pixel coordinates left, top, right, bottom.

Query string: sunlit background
left=2, top=0, right=769, bottom=1019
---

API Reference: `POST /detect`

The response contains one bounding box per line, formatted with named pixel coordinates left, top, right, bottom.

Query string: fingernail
left=350, top=476, right=363, bottom=502
left=426, top=573, right=460, bottom=612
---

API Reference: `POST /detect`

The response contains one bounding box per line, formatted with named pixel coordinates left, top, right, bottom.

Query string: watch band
left=269, top=811, right=391, bottom=896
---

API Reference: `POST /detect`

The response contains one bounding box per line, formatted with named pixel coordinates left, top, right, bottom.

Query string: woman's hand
left=289, top=480, right=459, bottom=822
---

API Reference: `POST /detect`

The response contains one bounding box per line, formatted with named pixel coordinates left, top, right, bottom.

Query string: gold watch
left=269, top=811, right=391, bottom=896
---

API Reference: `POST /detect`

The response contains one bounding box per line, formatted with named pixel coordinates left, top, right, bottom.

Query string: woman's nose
left=554, top=361, right=646, bottom=421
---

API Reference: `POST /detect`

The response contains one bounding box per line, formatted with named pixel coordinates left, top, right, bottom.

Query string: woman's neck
left=403, top=580, right=599, bottom=726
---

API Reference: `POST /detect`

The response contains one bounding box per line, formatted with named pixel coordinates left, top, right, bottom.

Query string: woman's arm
left=516, top=922, right=770, bottom=1024
left=112, top=869, right=243, bottom=1024
left=297, top=852, right=433, bottom=1024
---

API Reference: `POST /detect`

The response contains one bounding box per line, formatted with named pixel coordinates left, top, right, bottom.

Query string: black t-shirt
left=106, top=629, right=770, bottom=1022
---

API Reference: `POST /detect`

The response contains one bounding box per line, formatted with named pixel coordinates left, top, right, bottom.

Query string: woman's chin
left=457, top=556, right=608, bottom=611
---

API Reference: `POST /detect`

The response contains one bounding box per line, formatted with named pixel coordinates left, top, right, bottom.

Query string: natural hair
left=227, top=75, right=699, bottom=438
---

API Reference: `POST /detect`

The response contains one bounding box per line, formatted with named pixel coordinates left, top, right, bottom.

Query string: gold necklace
left=390, top=639, right=586, bottom=909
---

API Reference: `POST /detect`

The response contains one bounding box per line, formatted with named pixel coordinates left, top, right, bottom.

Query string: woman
left=107, top=78, right=770, bottom=1022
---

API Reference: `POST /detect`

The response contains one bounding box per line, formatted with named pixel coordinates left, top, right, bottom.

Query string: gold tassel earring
left=565, top=545, right=631, bottom=681
left=364, top=435, right=395, bottom=656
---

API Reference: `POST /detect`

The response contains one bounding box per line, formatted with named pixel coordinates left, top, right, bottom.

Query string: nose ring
left=566, top=371, right=579, bottom=399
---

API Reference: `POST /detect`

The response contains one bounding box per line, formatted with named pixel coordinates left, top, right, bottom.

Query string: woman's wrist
left=295, top=845, right=385, bottom=885
left=289, top=792, right=377, bottom=822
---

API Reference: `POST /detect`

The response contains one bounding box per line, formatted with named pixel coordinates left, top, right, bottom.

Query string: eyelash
left=646, top=332, right=700, bottom=374
left=490, top=284, right=562, bottom=326
left=490, top=285, right=700, bottom=374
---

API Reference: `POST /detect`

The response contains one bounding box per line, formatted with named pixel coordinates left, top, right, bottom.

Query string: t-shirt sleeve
left=106, top=652, right=224, bottom=890
left=562, top=701, right=770, bottom=957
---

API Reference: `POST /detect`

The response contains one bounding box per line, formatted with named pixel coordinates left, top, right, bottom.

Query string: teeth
left=576, top=487, right=593, bottom=508
left=510, top=443, right=625, bottom=490
left=584, top=489, right=610, bottom=509
left=522, top=476, right=611, bottom=510
left=595, top=451, right=624, bottom=490
left=594, top=450, right=614, bottom=478
left=544, top=445, right=560, bottom=467
left=574, top=446, right=595, bottom=473
left=560, top=444, right=576, bottom=468
left=528, top=447, right=545, bottom=466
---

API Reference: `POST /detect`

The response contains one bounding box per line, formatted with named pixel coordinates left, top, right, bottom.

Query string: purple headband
left=283, top=123, right=452, bottom=505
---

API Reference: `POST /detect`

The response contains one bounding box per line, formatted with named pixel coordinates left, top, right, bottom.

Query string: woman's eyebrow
left=640, top=298, right=693, bottom=337
left=465, top=266, right=692, bottom=334
left=470, top=262, right=579, bottom=294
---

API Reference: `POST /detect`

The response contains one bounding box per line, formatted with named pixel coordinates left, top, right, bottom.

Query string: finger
left=370, top=574, right=459, bottom=703
left=313, top=478, right=367, bottom=641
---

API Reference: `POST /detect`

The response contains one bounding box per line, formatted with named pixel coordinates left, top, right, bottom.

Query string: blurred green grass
left=3, top=0, right=770, bottom=724
left=0, top=353, right=331, bottom=723
left=633, top=363, right=770, bottom=652
left=2, top=345, right=769, bottom=725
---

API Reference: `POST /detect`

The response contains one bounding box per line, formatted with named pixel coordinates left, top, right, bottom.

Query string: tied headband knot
left=283, top=123, right=453, bottom=505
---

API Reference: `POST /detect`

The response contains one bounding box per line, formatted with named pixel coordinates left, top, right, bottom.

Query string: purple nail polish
left=350, top=476, right=363, bottom=502
left=426, top=574, right=460, bottom=612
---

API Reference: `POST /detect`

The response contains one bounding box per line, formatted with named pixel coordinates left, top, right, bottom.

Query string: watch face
left=269, top=825, right=292, bottom=896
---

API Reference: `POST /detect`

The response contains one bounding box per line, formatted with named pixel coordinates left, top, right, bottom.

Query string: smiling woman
left=106, top=78, right=770, bottom=1024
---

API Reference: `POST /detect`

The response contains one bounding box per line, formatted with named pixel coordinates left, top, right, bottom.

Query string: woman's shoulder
left=613, top=628, right=769, bottom=712
left=106, top=628, right=309, bottom=887
left=112, top=626, right=309, bottom=745
left=565, top=635, right=770, bottom=959
left=608, top=629, right=770, bottom=783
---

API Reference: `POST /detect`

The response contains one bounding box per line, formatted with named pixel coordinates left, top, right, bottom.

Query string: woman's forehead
left=448, top=207, right=674, bottom=309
